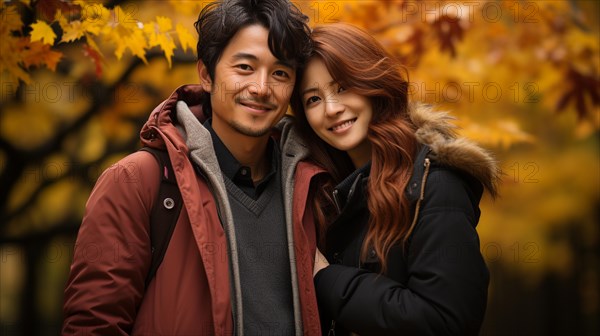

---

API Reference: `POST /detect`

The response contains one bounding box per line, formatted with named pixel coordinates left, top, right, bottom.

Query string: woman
left=291, top=23, right=498, bottom=335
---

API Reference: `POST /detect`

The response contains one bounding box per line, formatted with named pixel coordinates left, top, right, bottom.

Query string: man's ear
left=197, top=61, right=212, bottom=93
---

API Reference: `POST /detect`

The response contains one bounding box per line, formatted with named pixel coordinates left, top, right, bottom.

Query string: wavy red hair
left=291, top=23, right=418, bottom=272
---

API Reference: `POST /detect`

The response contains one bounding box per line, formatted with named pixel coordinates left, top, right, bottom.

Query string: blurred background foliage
left=0, top=0, right=598, bottom=335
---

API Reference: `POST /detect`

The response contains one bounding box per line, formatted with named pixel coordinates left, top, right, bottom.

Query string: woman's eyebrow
left=302, top=80, right=336, bottom=95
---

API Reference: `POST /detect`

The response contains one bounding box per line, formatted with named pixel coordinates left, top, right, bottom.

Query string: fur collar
left=410, top=103, right=499, bottom=197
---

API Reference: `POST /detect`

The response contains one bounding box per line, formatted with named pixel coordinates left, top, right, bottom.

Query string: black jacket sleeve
left=314, top=169, right=489, bottom=335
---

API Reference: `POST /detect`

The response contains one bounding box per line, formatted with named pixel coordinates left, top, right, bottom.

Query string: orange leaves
left=21, top=40, right=63, bottom=71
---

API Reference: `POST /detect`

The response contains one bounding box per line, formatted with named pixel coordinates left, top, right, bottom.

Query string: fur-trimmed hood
left=409, top=102, right=499, bottom=197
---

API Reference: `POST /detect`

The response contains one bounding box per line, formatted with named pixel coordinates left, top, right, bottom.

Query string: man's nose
left=248, top=71, right=270, bottom=97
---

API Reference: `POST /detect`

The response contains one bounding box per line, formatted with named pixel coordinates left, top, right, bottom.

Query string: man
left=62, top=1, right=323, bottom=335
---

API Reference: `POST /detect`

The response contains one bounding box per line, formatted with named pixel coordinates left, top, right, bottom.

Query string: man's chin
left=230, top=121, right=272, bottom=138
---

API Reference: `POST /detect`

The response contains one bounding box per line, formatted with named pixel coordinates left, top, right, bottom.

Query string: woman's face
left=300, top=57, right=373, bottom=167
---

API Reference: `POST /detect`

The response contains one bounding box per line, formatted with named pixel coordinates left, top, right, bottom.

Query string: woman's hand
left=314, top=248, right=330, bottom=277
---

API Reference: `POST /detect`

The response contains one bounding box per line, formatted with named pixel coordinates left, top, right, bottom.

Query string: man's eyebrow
left=232, top=52, right=258, bottom=62
left=231, top=52, right=294, bottom=70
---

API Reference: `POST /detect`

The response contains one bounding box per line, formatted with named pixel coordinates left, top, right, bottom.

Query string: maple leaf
left=21, top=40, right=63, bottom=71
left=156, top=16, right=173, bottom=33
left=556, top=67, right=600, bottom=120
left=0, top=36, right=31, bottom=84
left=431, top=15, right=465, bottom=58
left=112, top=28, right=148, bottom=64
left=110, top=5, right=139, bottom=36
left=144, top=17, right=176, bottom=67
left=30, top=20, right=57, bottom=45
left=156, top=34, right=176, bottom=68
left=176, top=23, right=196, bottom=53
left=60, top=20, right=86, bottom=42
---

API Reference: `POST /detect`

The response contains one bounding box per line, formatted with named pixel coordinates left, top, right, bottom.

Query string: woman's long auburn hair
left=291, top=23, right=419, bottom=272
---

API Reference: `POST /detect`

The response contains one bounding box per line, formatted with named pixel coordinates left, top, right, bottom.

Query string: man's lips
left=328, top=118, right=357, bottom=132
left=238, top=99, right=276, bottom=111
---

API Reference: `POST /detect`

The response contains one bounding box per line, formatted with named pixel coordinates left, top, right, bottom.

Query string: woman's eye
left=274, top=70, right=290, bottom=78
left=305, top=96, right=320, bottom=106
left=338, top=85, right=346, bottom=93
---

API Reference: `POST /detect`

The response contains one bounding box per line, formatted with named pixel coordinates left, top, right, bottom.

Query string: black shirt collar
left=203, top=119, right=278, bottom=199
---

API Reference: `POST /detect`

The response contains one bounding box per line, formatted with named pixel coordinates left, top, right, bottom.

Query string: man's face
left=200, top=24, right=296, bottom=140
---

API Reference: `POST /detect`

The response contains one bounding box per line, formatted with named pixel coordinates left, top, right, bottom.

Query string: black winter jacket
left=314, top=104, right=498, bottom=336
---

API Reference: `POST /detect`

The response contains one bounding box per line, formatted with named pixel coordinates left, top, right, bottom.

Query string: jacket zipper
left=328, top=320, right=336, bottom=336
left=332, top=173, right=363, bottom=215
left=332, top=189, right=341, bottom=214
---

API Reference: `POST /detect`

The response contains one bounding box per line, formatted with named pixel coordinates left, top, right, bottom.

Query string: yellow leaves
left=144, top=16, right=176, bottom=67
left=60, top=20, right=87, bottom=42
left=458, top=119, right=536, bottom=149
left=176, top=23, right=196, bottom=53
left=104, top=6, right=148, bottom=64
left=3, top=2, right=200, bottom=89
left=30, top=20, right=56, bottom=45
left=113, top=28, right=148, bottom=63
left=156, top=16, right=173, bottom=32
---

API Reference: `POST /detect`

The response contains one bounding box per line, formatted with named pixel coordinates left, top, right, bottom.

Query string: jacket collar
left=334, top=162, right=371, bottom=210
left=409, top=102, right=499, bottom=197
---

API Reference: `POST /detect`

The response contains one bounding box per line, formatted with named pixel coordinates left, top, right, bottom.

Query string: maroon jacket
left=62, top=85, right=323, bottom=335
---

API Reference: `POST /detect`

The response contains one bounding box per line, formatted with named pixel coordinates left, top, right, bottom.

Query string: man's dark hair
left=194, top=0, right=311, bottom=116
left=195, top=0, right=311, bottom=75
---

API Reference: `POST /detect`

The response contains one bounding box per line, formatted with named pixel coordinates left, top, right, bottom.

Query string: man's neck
left=213, top=126, right=271, bottom=182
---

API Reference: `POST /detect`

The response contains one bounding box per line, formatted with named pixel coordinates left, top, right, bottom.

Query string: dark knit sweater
left=224, top=157, right=294, bottom=335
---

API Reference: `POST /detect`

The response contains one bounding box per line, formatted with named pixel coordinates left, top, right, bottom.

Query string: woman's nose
left=324, top=95, right=344, bottom=117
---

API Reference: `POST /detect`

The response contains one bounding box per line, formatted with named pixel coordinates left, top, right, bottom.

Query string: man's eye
left=237, top=64, right=252, bottom=71
left=274, top=70, right=290, bottom=78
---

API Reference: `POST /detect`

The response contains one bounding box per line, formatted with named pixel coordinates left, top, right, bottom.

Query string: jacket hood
left=140, top=84, right=206, bottom=151
left=409, top=103, right=499, bottom=197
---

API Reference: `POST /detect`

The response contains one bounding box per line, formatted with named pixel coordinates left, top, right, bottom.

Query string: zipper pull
left=332, top=189, right=341, bottom=214
left=327, top=320, right=336, bottom=336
